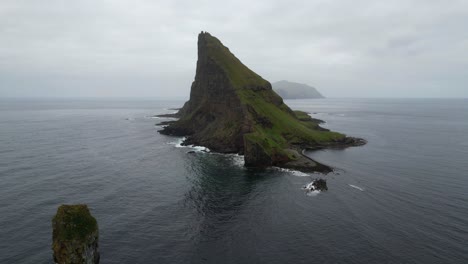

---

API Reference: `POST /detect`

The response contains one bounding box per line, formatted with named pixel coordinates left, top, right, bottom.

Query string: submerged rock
left=52, top=204, right=99, bottom=264
left=159, top=31, right=365, bottom=172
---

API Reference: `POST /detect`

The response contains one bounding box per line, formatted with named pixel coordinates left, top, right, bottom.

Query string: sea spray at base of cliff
left=306, top=190, right=321, bottom=196
left=166, top=137, right=185, bottom=146
left=169, top=137, right=211, bottom=152
left=302, top=182, right=322, bottom=196
left=167, top=137, right=245, bottom=166
left=274, top=167, right=310, bottom=177
left=224, top=154, right=245, bottom=167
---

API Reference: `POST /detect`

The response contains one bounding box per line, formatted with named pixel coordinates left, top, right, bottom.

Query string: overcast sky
left=1, top=0, right=467, bottom=98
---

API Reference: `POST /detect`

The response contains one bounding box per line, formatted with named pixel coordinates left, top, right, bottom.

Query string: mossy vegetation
left=294, top=110, right=325, bottom=125
left=237, top=88, right=344, bottom=160
left=205, top=35, right=269, bottom=89
left=293, top=110, right=313, bottom=121
left=202, top=33, right=345, bottom=161
left=52, top=204, right=98, bottom=242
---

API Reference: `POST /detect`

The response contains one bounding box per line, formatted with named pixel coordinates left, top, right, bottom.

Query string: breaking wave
left=275, top=167, right=310, bottom=177
left=302, top=181, right=322, bottom=196
left=225, top=154, right=245, bottom=167
left=349, top=184, right=364, bottom=191
left=306, top=190, right=321, bottom=196
left=170, top=137, right=210, bottom=152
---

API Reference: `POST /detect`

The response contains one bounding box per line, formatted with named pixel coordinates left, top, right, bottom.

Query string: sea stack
left=52, top=204, right=99, bottom=264
left=159, top=31, right=364, bottom=172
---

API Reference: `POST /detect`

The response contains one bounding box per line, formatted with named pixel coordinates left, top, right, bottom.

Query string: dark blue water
left=1, top=98, right=467, bottom=263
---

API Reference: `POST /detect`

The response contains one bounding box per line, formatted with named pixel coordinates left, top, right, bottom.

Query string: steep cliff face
left=161, top=32, right=286, bottom=153
left=159, top=32, right=364, bottom=171
left=52, top=204, right=99, bottom=264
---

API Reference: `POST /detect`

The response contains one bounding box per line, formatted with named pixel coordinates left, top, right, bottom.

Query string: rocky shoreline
left=156, top=112, right=366, bottom=173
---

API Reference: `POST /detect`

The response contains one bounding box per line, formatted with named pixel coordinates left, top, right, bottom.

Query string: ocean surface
left=1, top=98, right=467, bottom=263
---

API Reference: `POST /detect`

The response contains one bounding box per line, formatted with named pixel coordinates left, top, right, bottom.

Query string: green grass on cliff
left=200, top=33, right=345, bottom=161
left=238, top=89, right=345, bottom=159
left=53, top=204, right=98, bottom=242
left=293, top=110, right=323, bottom=129
left=205, top=35, right=269, bottom=89
left=293, top=110, right=312, bottom=121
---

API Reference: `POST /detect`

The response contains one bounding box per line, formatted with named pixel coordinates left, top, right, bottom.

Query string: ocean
left=0, top=98, right=467, bottom=263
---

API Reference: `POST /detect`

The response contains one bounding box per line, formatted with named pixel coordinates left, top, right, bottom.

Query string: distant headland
left=272, top=80, right=324, bottom=99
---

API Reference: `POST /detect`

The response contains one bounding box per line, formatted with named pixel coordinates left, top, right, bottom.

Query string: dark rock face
left=160, top=33, right=247, bottom=153
left=159, top=32, right=365, bottom=172
left=244, top=135, right=273, bottom=167
left=312, top=179, right=328, bottom=191
left=304, top=178, right=328, bottom=192
left=52, top=204, right=99, bottom=264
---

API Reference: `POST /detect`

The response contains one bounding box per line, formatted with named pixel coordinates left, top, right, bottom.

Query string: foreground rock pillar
left=52, top=204, right=100, bottom=264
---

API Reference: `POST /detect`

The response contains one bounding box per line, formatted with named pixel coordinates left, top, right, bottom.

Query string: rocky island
left=52, top=204, right=99, bottom=264
left=159, top=32, right=365, bottom=172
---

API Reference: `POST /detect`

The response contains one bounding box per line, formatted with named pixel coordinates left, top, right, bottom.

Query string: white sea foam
left=147, top=115, right=178, bottom=120
left=228, top=154, right=245, bottom=167
left=166, top=137, right=185, bottom=146
left=169, top=137, right=211, bottom=152
left=349, top=184, right=364, bottom=191
left=302, top=181, right=322, bottom=196
left=306, top=190, right=321, bottom=196
left=150, top=114, right=178, bottom=120
left=190, top=145, right=210, bottom=152
left=175, top=138, right=186, bottom=148
left=275, top=167, right=310, bottom=177
left=303, top=181, right=315, bottom=190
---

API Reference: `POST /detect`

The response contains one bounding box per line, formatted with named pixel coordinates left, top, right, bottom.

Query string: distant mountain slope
left=272, top=80, right=324, bottom=99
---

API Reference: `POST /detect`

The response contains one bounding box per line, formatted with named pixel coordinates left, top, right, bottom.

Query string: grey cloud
left=0, top=0, right=467, bottom=98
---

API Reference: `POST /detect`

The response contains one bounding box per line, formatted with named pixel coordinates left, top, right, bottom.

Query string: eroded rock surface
left=52, top=204, right=99, bottom=264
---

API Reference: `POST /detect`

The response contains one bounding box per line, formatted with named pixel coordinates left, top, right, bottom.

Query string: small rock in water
left=304, top=178, right=328, bottom=192
left=187, top=150, right=196, bottom=154
left=312, top=178, right=328, bottom=191
left=52, top=204, right=100, bottom=264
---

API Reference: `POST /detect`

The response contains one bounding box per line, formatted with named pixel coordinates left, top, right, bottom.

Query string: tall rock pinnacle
left=159, top=32, right=364, bottom=171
